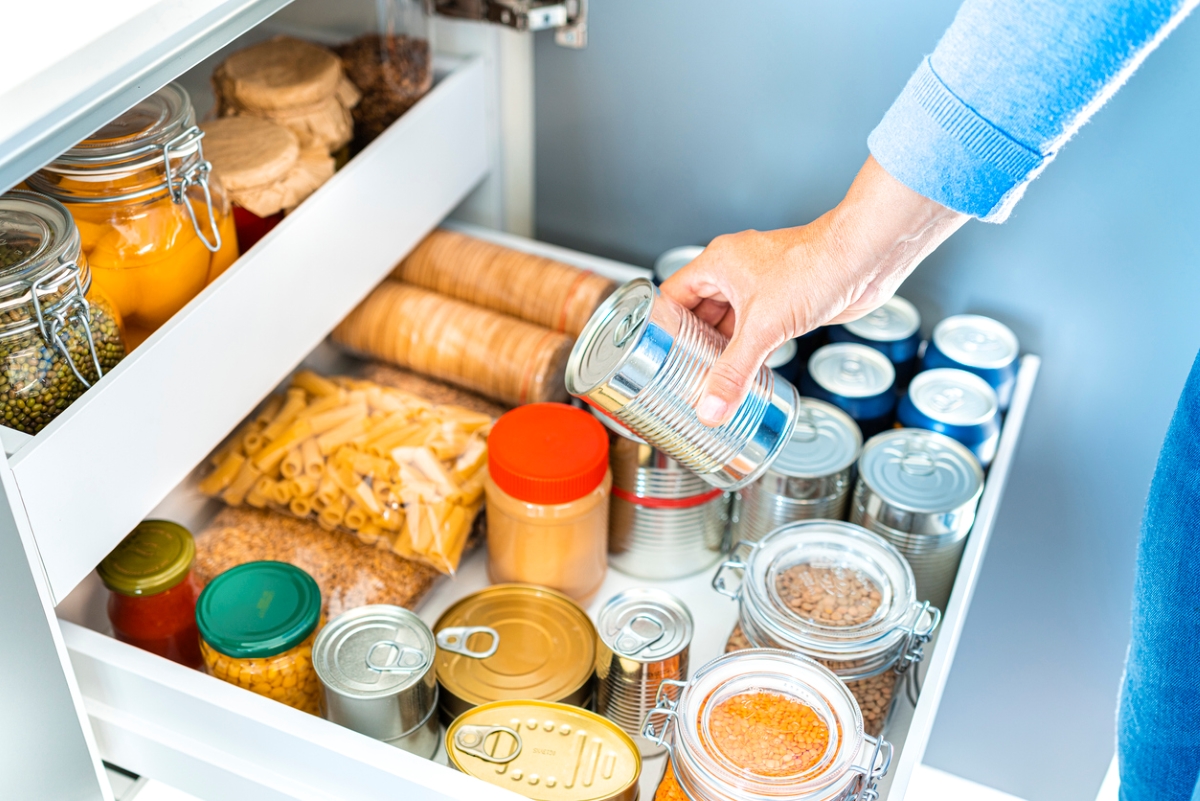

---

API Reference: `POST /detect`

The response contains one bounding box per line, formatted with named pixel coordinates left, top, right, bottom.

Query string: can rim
left=565, top=277, right=655, bottom=397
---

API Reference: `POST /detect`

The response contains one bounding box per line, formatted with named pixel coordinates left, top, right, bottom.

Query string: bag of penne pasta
left=199, top=370, right=492, bottom=574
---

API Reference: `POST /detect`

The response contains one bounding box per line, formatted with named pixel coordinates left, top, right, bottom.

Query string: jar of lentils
left=0, top=191, right=124, bottom=434
left=645, top=649, right=891, bottom=801
left=713, top=521, right=940, bottom=737
left=196, top=561, right=324, bottom=714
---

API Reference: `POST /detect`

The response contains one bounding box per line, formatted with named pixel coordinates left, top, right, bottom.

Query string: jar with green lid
left=99, top=520, right=202, bottom=668
left=0, top=190, right=125, bottom=434
left=196, top=561, right=323, bottom=714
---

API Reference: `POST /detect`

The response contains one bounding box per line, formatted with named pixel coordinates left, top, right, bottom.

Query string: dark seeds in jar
left=0, top=292, right=124, bottom=434
left=726, top=564, right=897, bottom=737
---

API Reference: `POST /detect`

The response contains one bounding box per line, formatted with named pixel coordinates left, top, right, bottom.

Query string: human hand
left=660, top=156, right=967, bottom=426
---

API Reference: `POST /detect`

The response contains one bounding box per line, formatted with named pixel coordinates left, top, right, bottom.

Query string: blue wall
left=534, top=4, right=1200, bottom=799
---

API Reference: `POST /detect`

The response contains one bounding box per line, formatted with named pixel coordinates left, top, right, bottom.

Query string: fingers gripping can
left=566, top=279, right=800, bottom=492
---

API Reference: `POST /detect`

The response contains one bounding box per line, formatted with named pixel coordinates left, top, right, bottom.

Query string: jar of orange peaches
left=644, top=650, right=891, bottom=801
left=28, top=83, right=238, bottom=348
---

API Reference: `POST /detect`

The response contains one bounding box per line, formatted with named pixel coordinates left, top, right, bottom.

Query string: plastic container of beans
left=196, top=561, right=323, bottom=714
left=713, top=521, right=941, bottom=737
left=645, top=649, right=891, bottom=801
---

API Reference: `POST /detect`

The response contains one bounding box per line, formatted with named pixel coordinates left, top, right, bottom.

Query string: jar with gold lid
left=0, top=190, right=124, bottom=433
left=28, top=82, right=238, bottom=348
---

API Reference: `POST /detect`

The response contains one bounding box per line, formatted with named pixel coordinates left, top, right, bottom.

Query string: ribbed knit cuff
left=868, top=58, right=1045, bottom=222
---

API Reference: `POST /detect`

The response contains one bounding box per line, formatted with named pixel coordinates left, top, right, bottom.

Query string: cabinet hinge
left=429, top=0, right=587, bottom=48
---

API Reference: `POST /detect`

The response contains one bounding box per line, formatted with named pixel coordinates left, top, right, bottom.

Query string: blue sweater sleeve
left=868, top=0, right=1196, bottom=221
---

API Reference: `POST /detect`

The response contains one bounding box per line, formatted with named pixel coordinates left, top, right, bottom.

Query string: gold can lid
left=447, top=700, right=641, bottom=801
left=434, top=584, right=596, bottom=708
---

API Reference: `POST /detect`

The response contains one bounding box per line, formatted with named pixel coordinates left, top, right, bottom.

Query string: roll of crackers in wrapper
left=392, top=230, right=616, bottom=337
left=333, top=281, right=573, bottom=406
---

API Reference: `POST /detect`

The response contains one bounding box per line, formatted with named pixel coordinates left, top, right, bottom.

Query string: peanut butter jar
left=485, top=403, right=611, bottom=602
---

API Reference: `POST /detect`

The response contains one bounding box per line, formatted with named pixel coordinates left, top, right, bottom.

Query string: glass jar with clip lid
left=28, top=82, right=238, bottom=348
left=644, top=649, right=892, bottom=801
left=0, top=190, right=124, bottom=434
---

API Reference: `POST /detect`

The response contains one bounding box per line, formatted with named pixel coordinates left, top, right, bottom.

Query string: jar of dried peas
left=196, top=561, right=323, bottom=714
left=28, top=82, right=238, bottom=349
left=0, top=191, right=125, bottom=434
left=713, top=521, right=941, bottom=738
left=644, top=649, right=891, bottom=801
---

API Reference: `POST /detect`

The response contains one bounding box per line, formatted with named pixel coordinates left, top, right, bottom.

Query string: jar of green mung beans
left=0, top=191, right=125, bottom=434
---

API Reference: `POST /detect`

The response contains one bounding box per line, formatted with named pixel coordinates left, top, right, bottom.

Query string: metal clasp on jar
left=711, top=539, right=756, bottom=599
left=893, top=601, right=942, bottom=705
left=640, top=678, right=688, bottom=755
left=437, top=626, right=500, bottom=659
left=29, top=262, right=104, bottom=390
left=848, top=734, right=894, bottom=801
left=162, top=126, right=222, bottom=253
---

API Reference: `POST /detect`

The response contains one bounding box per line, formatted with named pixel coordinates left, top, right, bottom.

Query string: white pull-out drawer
left=57, top=222, right=1040, bottom=801
left=13, top=54, right=488, bottom=606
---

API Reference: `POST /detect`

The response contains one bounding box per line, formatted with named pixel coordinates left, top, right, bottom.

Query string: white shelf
left=55, top=226, right=1040, bottom=801
left=13, top=54, right=489, bottom=605
left=0, top=0, right=296, bottom=193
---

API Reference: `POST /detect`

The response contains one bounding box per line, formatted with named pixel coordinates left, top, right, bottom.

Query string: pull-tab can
left=312, top=605, right=439, bottom=757
left=594, top=588, right=693, bottom=757
left=566, top=278, right=800, bottom=491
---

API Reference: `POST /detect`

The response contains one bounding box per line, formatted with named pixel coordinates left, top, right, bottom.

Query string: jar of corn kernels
left=713, top=520, right=941, bottom=738
left=196, top=561, right=323, bottom=714
left=644, top=649, right=891, bottom=801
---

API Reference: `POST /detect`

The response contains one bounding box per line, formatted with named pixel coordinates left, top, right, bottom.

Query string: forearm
left=871, top=0, right=1195, bottom=221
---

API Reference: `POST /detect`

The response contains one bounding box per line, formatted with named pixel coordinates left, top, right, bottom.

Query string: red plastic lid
left=488, top=403, right=610, bottom=504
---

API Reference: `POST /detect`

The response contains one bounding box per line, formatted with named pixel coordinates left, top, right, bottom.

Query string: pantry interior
left=0, top=1, right=1086, bottom=800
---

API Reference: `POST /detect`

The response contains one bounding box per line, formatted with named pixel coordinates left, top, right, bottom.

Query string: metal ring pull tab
left=614, top=614, right=665, bottom=656
left=437, top=626, right=500, bottom=659
left=365, top=640, right=429, bottom=674
left=162, top=127, right=222, bottom=254
left=453, top=725, right=522, bottom=764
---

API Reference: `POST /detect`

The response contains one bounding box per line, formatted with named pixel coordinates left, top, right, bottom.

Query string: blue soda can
left=801, top=343, right=896, bottom=437
left=898, top=368, right=1000, bottom=466
left=829, top=296, right=922, bottom=386
left=922, top=314, right=1019, bottom=410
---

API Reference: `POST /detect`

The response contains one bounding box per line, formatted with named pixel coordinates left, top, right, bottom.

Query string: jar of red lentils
left=713, top=520, right=941, bottom=737
left=645, top=649, right=890, bottom=801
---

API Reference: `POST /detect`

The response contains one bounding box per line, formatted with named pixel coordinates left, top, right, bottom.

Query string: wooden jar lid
left=215, top=36, right=344, bottom=111
left=200, top=116, right=299, bottom=192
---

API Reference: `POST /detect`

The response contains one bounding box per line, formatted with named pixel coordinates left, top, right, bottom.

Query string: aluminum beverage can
left=898, top=368, right=999, bottom=466
left=829, top=296, right=921, bottom=385
left=801, top=343, right=896, bottom=437
left=921, top=314, right=1019, bottom=410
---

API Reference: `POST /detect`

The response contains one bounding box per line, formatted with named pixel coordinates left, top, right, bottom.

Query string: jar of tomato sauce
left=97, top=520, right=202, bottom=668
left=27, top=82, right=238, bottom=348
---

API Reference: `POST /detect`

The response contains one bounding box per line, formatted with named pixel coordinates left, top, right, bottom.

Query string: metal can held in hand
left=595, top=588, right=693, bottom=757
left=313, top=605, right=439, bottom=758
left=566, top=279, right=800, bottom=492
left=921, top=314, right=1019, bottom=410
left=801, top=343, right=897, bottom=438
left=732, top=398, right=862, bottom=543
left=898, top=368, right=1000, bottom=466
left=829, top=296, right=922, bottom=386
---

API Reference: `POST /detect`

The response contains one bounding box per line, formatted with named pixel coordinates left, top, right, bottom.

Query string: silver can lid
left=909, top=369, right=997, bottom=426
left=765, top=339, right=798, bottom=369
left=596, top=588, right=693, bottom=661
left=566, top=278, right=655, bottom=395
left=931, top=314, right=1018, bottom=370
left=858, top=429, right=983, bottom=514
left=313, top=605, right=435, bottom=698
left=843, top=296, right=920, bottom=342
left=769, top=397, right=861, bottom=478
left=808, top=343, right=895, bottom=398
left=653, top=246, right=705, bottom=283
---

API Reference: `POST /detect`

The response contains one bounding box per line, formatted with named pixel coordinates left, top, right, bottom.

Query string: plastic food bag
left=200, top=370, right=491, bottom=573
